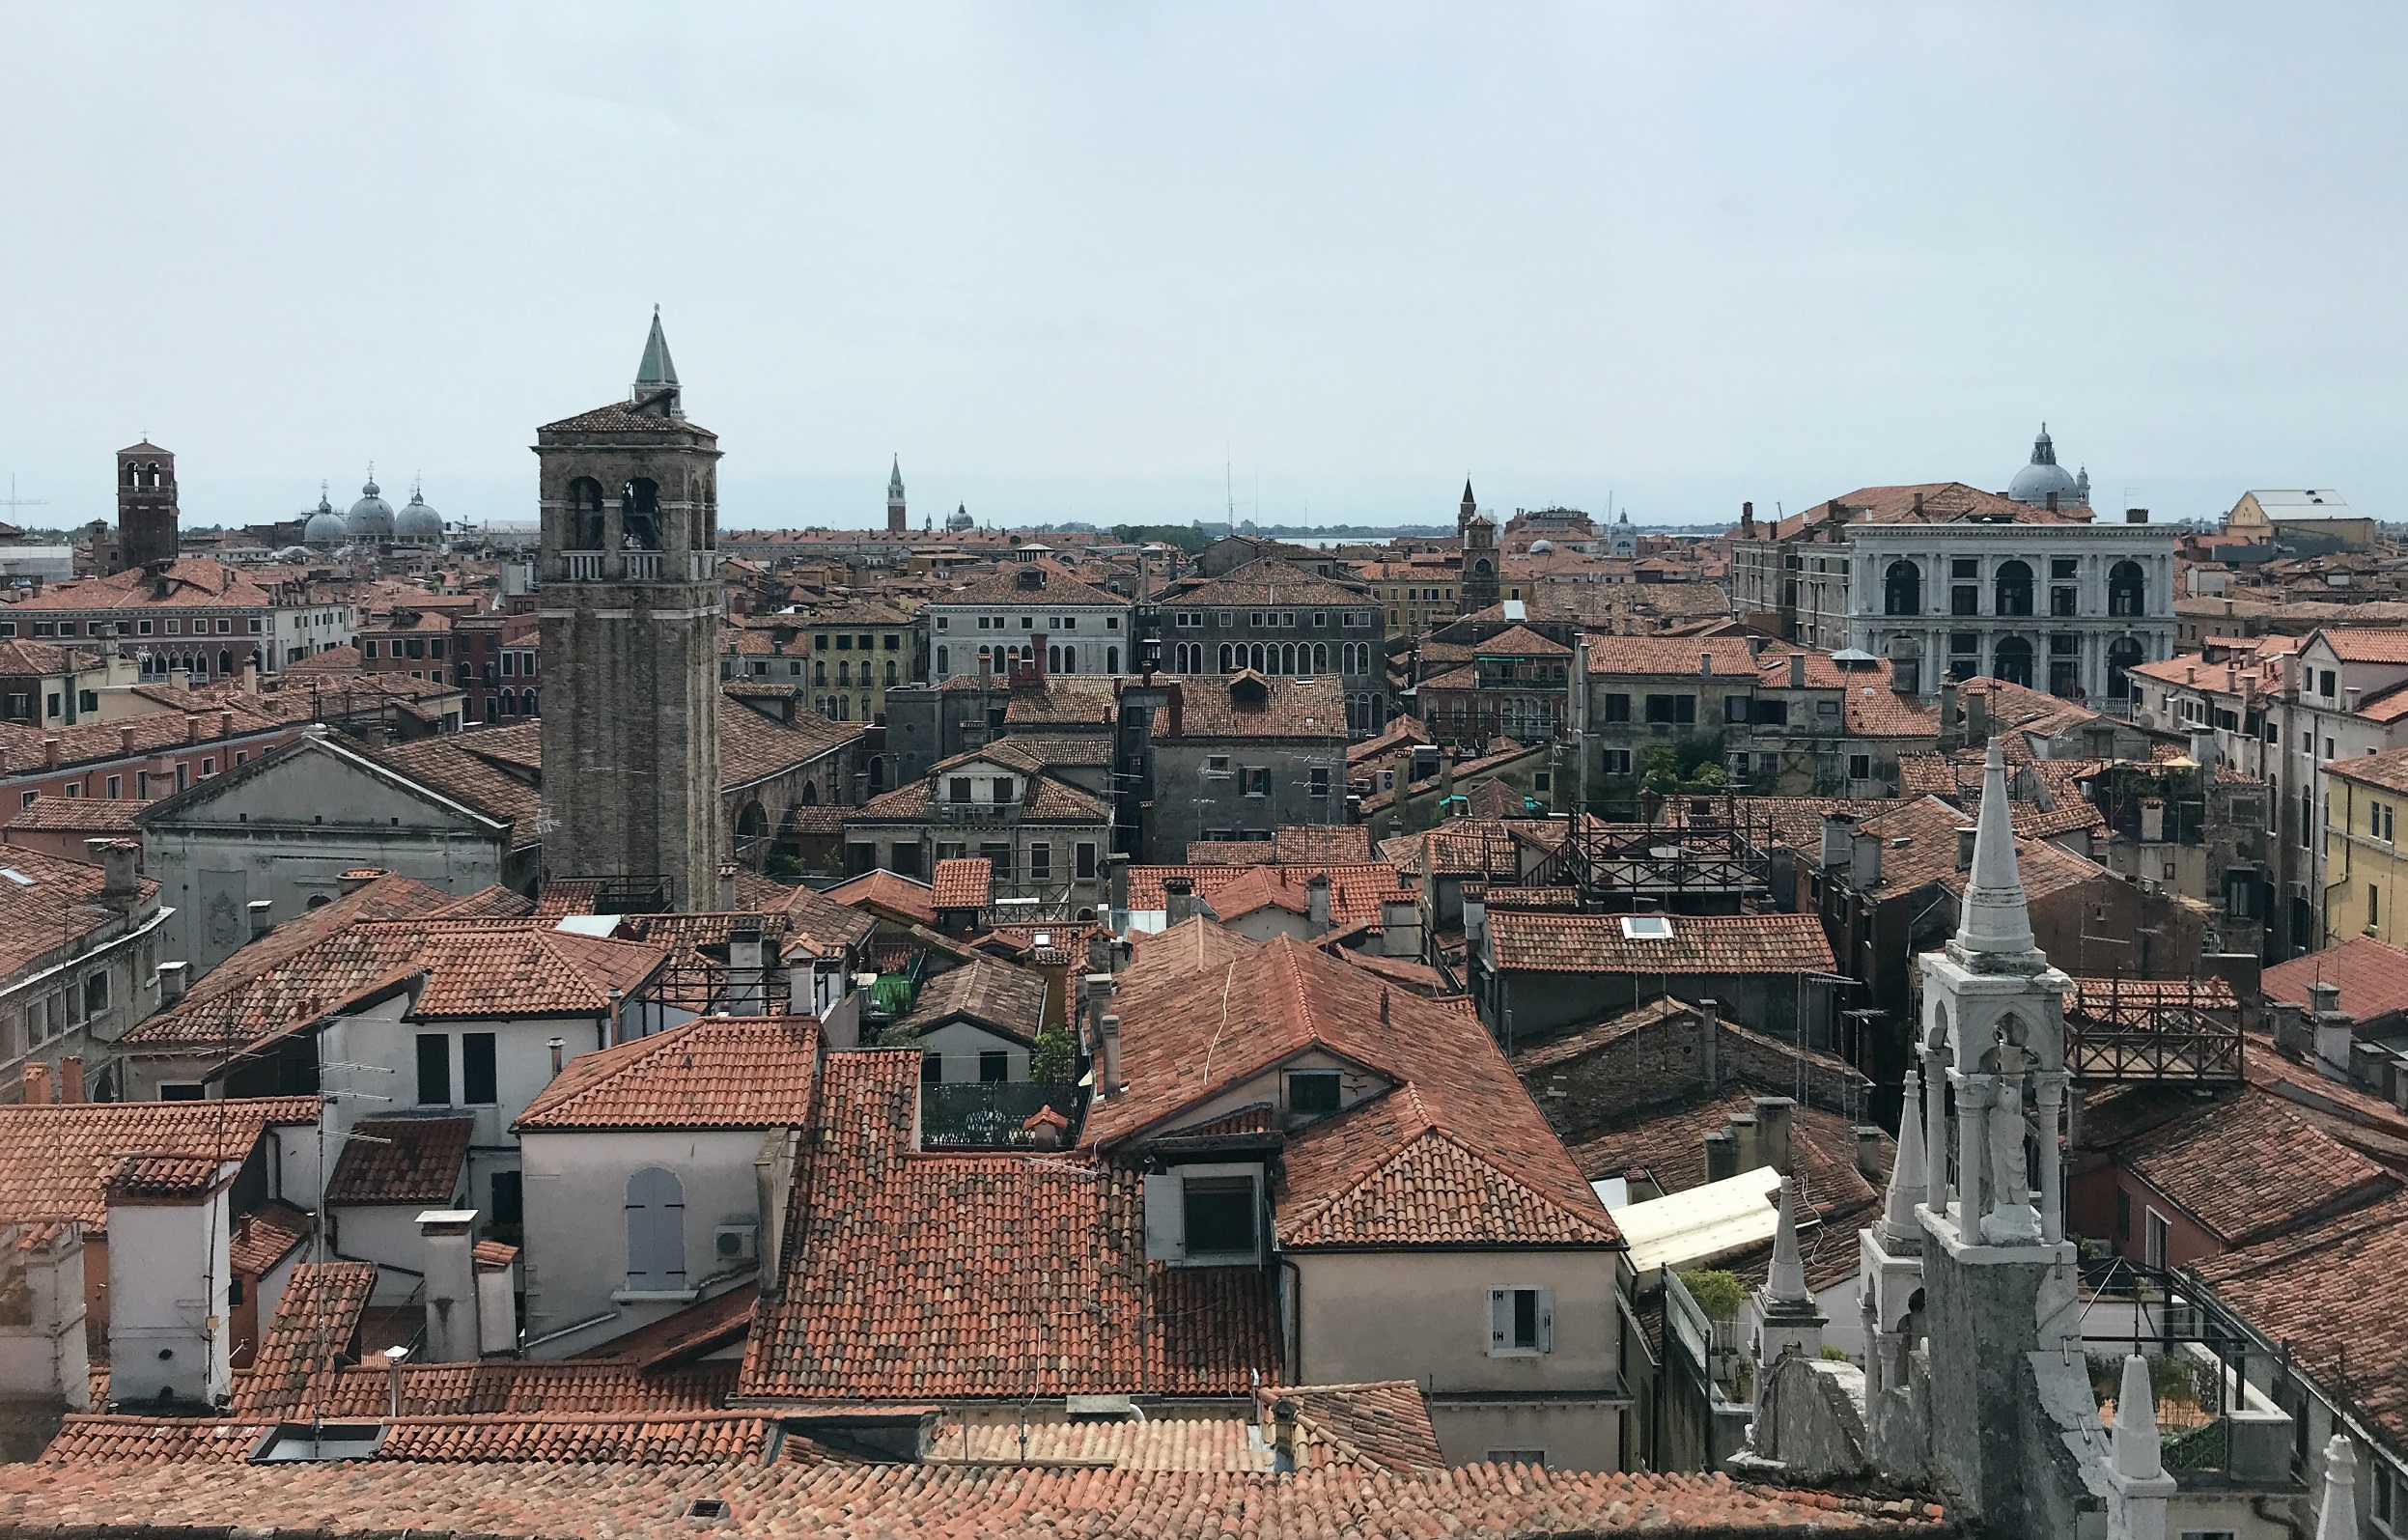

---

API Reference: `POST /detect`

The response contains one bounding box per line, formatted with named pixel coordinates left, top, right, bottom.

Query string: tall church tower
left=534, top=310, right=724, bottom=909
left=1457, top=479, right=1498, bottom=616
left=115, top=440, right=180, bottom=573
left=887, top=456, right=907, bottom=534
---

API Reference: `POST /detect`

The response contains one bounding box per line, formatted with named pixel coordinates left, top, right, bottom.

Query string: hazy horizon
left=7, top=5, right=2404, bottom=535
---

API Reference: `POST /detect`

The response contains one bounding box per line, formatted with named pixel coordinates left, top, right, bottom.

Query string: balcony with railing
left=621, top=550, right=664, bottom=581
left=556, top=551, right=604, bottom=582
left=919, top=1082, right=1087, bottom=1149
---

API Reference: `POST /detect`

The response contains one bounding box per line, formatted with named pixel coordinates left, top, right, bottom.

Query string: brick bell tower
left=534, top=309, right=723, bottom=910
left=887, top=455, right=907, bottom=534
left=115, top=440, right=180, bottom=573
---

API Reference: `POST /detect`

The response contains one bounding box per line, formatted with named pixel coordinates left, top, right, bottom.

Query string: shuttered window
left=1488, top=1287, right=1554, bottom=1356
left=626, top=1166, right=686, bottom=1290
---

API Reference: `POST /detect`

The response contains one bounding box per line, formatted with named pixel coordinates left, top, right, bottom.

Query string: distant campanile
left=533, top=311, right=724, bottom=909
left=888, top=456, right=907, bottom=534
left=115, top=440, right=180, bottom=573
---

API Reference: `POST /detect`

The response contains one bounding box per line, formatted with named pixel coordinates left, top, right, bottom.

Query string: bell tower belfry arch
left=534, top=310, right=724, bottom=909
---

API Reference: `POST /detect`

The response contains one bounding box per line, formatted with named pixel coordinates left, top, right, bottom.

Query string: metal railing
left=919, top=1083, right=1087, bottom=1149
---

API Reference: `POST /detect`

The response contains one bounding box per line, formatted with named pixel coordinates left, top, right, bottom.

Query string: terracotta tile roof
left=990, top=733, right=1116, bottom=769
left=474, top=1239, right=518, bottom=1270
left=1768, top=480, right=2084, bottom=536
left=232, top=1260, right=378, bottom=1418
left=1582, top=634, right=1760, bottom=677
left=0, top=1459, right=1954, bottom=1535
left=922, top=1386, right=1437, bottom=1472
left=824, top=870, right=938, bottom=925
left=517, top=1016, right=821, bottom=1133
left=2261, top=936, right=2408, bottom=1025
left=1486, top=910, right=1834, bottom=976
left=0, top=844, right=160, bottom=979
left=1843, top=795, right=2106, bottom=905
left=0, top=795, right=154, bottom=832
left=1161, top=557, right=1370, bottom=609
left=2115, top=1088, right=2395, bottom=1246
left=1093, top=933, right=1617, bottom=1246
left=124, top=920, right=669, bottom=1050
left=309, top=1359, right=740, bottom=1419
left=1126, top=862, right=1401, bottom=932
left=154, top=869, right=454, bottom=1021
left=931, top=856, right=992, bottom=909
left=1262, top=1381, right=1448, bottom=1473
left=1377, top=819, right=1553, bottom=879
left=0, top=1098, right=317, bottom=1234
left=1347, top=714, right=1433, bottom=768
left=1277, top=1086, right=1621, bottom=1248
left=538, top=400, right=719, bottom=436
left=1845, top=683, right=1942, bottom=739
left=327, top=1116, right=472, bottom=1206
left=897, top=956, right=1048, bottom=1044
left=1001, top=677, right=1121, bottom=729
left=283, top=643, right=361, bottom=672
left=741, top=1051, right=1280, bottom=1400
left=228, top=1200, right=314, bottom=1278
left=719, top=696, right=863, bottom=787
left=575, top=1285, right=758, bottom=1370
left=9, top=556, right=275, bottom=613
left=938, top=567, right=1131, bottom=609
left=779, top=881, right=879, bottom=954
left=1160, top=672, right=1347, bottom=741
left=2193, top=1192, right=2408, bottom=1450
left=42, top=1409, right=778, bottom=1467
left=367, top=737, right=544, bottom=851
left=853, top=770, right=1110, bottom=826
left=428, top=883, right=536, bottom=919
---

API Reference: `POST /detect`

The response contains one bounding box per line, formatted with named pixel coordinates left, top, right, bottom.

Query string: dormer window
left=1287, top=1069, right=1340, bottom=1118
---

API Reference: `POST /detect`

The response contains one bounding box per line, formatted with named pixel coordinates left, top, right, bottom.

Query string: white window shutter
left=1144, top=1173, right=1186, bottom=1261
left=1490, top=1288, right=1510, bottom=1352
left=1538, top=1290, right=1554, bottom=1354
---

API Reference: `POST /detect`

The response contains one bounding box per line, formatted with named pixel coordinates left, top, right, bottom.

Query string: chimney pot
left=1956, top=826, right=1976, bottom=871
left=1788, top=652, right=1805, bottom=689
left=42, top=737, right=59, bottom=770
left=155, top=961, right=188, bottom=1005
left=246, top=898, right=274, bottom=941
left=20, top=1063, right=51, bottom=1106
left=58, top=1057, right=84, bottom=1104
left=1099, top=1013, right=1123, bottom=1100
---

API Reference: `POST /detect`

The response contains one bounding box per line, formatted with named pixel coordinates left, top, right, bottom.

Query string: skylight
left=0, top=868, right=32, bottom=887
left=1618, top=915, right=1674, bottom=940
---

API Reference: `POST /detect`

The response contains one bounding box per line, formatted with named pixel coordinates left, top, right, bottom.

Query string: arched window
left=500, top=689, right=517, bottom=715
left=836, top=660, right=850, bottom=686
left=884, top=660, right=897, bottom=686
left=2107, top=636, right=2145, bottom=701
left=1218, top=643, right=1234, bottom=672
left=1249, top=644, right=1266, bottom=672
left=218, top=649, right=232, bottom=677
left=1884, top=561, right=1921, bottom=616
left=1278, top=643, right=1294, bottom=675
left=1474, top=559, right=1492, bottom=575
left=1994, top=561, right=2033, bottom=617
left=814, top=659, right=827, bottom=685
left=1992, top=636, right=2034, bottom=687
left=621, top=479, right=662, bottom=549
left=1313, top=643, right=1328, bottom=674
left=625, top=1167, right=686, bottom=1290
left=1047, top=645, right=1061, bottom=673
left=2108, top=561, right=2145, bottom=618
left=566, top=478, right=607, bottom=549
left=736, top=801, right=769, bottom=840
left=868, top=756, right=886, bottom=792
left=1106, top=646, right=1119, bottom=673
left=935, top=645, right=948, bottom=674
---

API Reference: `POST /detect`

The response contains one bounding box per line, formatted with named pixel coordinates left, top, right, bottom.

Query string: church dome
left=304, top=492, right=348, bottom=547
left=2007, top=425, right=2084, bottom=507
left=347, top=472, right=396, bottom=540
left=394, top=484, right=442, bottom=544
left=945, top=502, right=974, bottom=533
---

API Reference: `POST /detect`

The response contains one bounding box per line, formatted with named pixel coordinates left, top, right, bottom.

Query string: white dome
left=304, top=494, right=348, bottom=547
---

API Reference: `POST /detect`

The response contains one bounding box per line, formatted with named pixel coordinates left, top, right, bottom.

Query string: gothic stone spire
left=1954, top=737, right=2039, bottom=964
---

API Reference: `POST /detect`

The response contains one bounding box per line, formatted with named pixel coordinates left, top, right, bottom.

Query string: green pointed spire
left=636, top=306, right=679, bottom=390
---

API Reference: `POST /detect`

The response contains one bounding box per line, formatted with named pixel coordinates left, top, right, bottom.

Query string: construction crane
left=0, top=475, right=48, bottom=526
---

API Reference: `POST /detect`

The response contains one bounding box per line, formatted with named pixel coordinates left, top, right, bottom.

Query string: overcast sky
left=5, top=4, right=2403, bottom=533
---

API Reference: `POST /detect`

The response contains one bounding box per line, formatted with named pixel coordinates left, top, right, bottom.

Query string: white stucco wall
left=1293, top=1247, right=1627, bottom=1470
left=518, top=1128, right=768, bottom=1358
left=918, top=1019, right=1029, bottom=1082
left=333, top=1202, right=458, bottom=1305
left=108, top=1191, right=231, bottom=1405
left=321, top=1004, right=611, bottom=1153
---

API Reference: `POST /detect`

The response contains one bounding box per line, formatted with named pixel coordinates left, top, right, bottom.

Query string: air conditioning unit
left=714, top=1223, right=759, bottom=1264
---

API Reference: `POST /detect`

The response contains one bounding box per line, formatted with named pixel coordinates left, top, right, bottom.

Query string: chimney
left=1270, top=1398, right=1300, bottom=1474
left=87, top=838, right=139, bottom=898
left=246, top=899, right=274, bottom=942
left=42, top=738, right=58, bottom=770
left=1461, top=883, right=1486, bottom=953
left=105, top=1156, right=236, bottom=1407
left=338, top=867, right=385, bottom=895
left=117, top=726, right=133, bottom=756
left=155, top=961, right=188, bottom=1005
left=1697, top=998, right=1721, bottom=1092
left=1912, top=490, right=1925, bottom=516
left=1855, top=1125, right=1886, bottom=1181
left=1702, top=1127, right=1740, bottom=1184
left=1163, top=679, right=1185, bottom=739
left=728, top=925, right=767, bottom=1015
left=1306, top=872, right=1331, bottom=935
left=1700, top=651, right=1714, bottom=678
left=474, top=1244, right=518, bottom=1357
left=217, top=710, right=233, bottom=740
left=1752, top=1096, right=1796, bottom=1176
left=240, top=660, right=260, bottom=695
left=1098, top=1012, right=1123, bottom=1100
left=20, top=1063, right=51, bottom=1105
left=548, top=1036, right=565, bottom=1077
left=1820, top=814, right=1855, bottom=871
left=1850, top=829, right=1882, bottom=889
left=416, top=1209, right=482, bottom=1363
left=1380, top=888, right=1423, bottom=961
left=1788, top=652, right=1806, bottom=689
left=719, top=861, right=740, bottom=912
left=1163, top=876, right=1200, bottom=924
left=58, top=1057, right=84, bottom=1104
left=1956, top=826, right=1976, bottom=872
left=184, top=714, right=200, bottom=745
left=2140, top=798, right=2166, bottom=844
left=2126, top=508, right=2149, bottom=524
